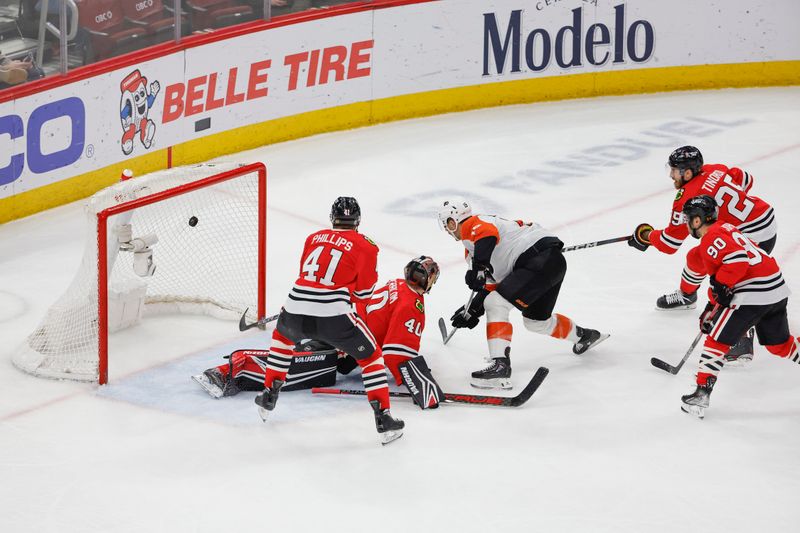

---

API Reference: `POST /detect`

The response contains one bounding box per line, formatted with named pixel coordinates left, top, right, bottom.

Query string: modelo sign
left=0, top=97, right=85, bottom=186
left=483, top=3, right=655, bottom=75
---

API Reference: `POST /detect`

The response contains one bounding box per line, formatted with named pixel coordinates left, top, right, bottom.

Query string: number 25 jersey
left=282, top=228, right=379, bottom=317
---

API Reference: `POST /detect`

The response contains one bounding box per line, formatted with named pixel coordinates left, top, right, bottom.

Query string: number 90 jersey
left=692, top=222, right=790, bottom=306
left=649, top=164, right=776, bottom=255
left=282, top=228, right=379, bottom=317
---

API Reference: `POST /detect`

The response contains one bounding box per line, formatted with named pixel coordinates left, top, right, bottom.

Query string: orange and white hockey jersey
left=460, top=215, right=557, bottom=282
left=650, top=164, right=776, bottom=254
left=690, top=222, right=790, bottom=306
left=282, top=228, right=378, bottom=317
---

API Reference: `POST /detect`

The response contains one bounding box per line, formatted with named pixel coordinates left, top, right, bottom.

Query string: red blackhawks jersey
left=356, top=278, right=426, bottom=384
left=282, top=228, right=378, bottom=317
left=356, top=278, right=426, bottom=361
left=649, top=164, right=776, bottom=254
left=691, top=222, right=790, bottom=306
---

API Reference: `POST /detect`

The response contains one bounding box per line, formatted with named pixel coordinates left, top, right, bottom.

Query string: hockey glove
left=628, top=223, right=653, bottom=252
left=465, top=265, right=491, bottom=291
left=699, top=303, right=719, bottom=334
left=710, top=277, right=734, bottom=308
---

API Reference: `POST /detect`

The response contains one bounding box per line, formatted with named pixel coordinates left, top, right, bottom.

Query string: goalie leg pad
left=398, top=356, right=444, bottom=410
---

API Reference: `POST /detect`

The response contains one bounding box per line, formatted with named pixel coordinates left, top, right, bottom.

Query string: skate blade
left=191, top=374, right=223, bottom=399
left=681, top=404, right=705, bottom=419
left=574, top=333, right=611, bottom=355
left=257, top=406, right=270, bottom=422
left=380, top=429, right=404, bottom=446
left=655, top=303, right=697, bottom=311
left=470, top=378, right=513, bottom=390
left=724, top=355, right=753, bottom=368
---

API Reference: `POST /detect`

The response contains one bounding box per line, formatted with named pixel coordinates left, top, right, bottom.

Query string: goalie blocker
left=192, top=340, right=339, bottom=399
left=398, top=356, right=444, bottom=409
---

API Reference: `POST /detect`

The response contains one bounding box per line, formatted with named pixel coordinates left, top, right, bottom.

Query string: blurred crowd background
left=0, top=0, right=370, bottom=90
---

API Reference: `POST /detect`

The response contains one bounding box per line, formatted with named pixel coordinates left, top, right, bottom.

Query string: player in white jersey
left=437, top=200, right=609, bottom=389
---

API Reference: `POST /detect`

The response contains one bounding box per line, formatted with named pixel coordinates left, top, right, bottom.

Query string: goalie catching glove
left=398, top=356, right=444, bottom=409
left=628, top=223, right=653, bottom=252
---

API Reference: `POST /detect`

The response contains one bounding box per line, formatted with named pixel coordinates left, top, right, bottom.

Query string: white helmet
left=437, top=199, right=472, bottom=238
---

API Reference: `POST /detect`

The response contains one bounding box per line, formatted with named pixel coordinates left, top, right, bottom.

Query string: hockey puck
left=188, top=216, right=198, bottom=227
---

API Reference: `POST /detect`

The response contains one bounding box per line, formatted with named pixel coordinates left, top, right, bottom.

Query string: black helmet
left=668, top=145, right=704, bottom=176
left=682, top=195, right=718, bottom=238
left=404, top=256, right=440, bottom=294
left=330, top=197, right=361, bottom=228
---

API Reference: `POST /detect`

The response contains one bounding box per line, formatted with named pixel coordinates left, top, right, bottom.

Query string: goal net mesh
left=12, top=162, right=264, bottom=382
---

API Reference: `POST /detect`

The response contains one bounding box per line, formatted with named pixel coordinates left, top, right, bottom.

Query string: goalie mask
left=404, top=256, right=440, bottom=294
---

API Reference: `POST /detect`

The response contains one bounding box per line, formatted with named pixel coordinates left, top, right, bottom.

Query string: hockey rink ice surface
left=1, top=87, right=799, bottom=532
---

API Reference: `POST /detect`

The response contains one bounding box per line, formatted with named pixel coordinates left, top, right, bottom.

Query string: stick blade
left=437, top=317, right=448, bottom=343
left=650, top=357, right=678, bottom=374
left=509, top=366, right=550, bottom=407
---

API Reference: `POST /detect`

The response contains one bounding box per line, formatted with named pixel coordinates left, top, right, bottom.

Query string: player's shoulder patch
left=361, top=234, right=378, bottom=247
left=674, top=188, right=685, bottom=202
left=415, top=299, right=425, bottom=314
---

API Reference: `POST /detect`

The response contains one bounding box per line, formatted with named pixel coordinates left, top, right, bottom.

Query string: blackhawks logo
left=415, top=300, right=425, bottom=313
left=675, top=188, right=685, bottom=201
left=363, top=235, right=377, bottom=247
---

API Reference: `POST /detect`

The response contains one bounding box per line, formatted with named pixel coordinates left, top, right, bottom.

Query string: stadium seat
left=185, top=0, right=254, bottom=31
left=76, top=0, right=149, bottom=60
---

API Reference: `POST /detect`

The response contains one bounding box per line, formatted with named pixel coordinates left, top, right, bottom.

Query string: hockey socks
left=696, top=338, right=729, bottom=386
left=523, top=313, right=580, bottom=343
left=263, top=331, right=295, bottom=388
left=359, top=353, right=390, bottom=409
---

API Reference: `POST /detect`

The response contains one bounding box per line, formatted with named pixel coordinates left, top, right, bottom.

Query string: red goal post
left=12, top=162, right=267, bottom=385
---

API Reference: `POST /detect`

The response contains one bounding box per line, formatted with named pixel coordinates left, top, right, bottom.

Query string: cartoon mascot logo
left=120, top=69, right=160, bottom=155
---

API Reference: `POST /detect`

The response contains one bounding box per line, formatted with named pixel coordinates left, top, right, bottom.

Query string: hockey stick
left=562, top=235, right=629, bottom=253
left=650, top=331, right=704, bottom=375
left=238, top=309, right=280, bottom=331
left=439, top=291, right=477, bottom=345
left=313, top=366, right=549, bottom=407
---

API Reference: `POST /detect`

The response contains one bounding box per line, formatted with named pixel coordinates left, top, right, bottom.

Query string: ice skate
left=724, top=329, right=755, bottom=367
left=192, top=368, right=239, bottom=398
left=572, top=327, right=610, bottom=355
left=254, top=379, right=284, bottom=421
left=471, top=357, right=512, bottom=390
left=656, top=289, right=697, bottom=310
left=370, top=400, right=404, bottom=445
left=681, top=377, right=716, bottom=419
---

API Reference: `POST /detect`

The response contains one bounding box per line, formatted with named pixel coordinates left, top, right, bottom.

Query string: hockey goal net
left=12, top=162, right=267, bottom=384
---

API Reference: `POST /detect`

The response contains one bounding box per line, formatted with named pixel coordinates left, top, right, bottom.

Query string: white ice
left=1, top=87, right=799, bottom=533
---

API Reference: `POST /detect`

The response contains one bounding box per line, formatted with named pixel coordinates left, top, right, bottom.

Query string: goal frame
left=96, top=162, right=267, bottom=384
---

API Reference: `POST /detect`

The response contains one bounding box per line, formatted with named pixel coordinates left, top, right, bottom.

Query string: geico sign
left=483, top=3, right=654, bottom=75
left=0, top=97, right=85, bottom=186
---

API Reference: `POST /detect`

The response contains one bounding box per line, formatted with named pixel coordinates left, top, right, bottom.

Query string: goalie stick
left=313, top=366, right=549, bottom=407
left=238, top=309, right=280, bottom=331
left=650, top=331, right=704, bottom=375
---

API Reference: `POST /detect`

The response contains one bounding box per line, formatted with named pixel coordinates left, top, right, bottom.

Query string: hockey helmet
left=668, top=145, right=704, bottom=176
left=404, top=256, right=440, bottom=294
left=330, top=197, right=361, bottom=228
left=437, top=199, right=472, bottom=237
left=682, top=194, right=718, bottom=238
